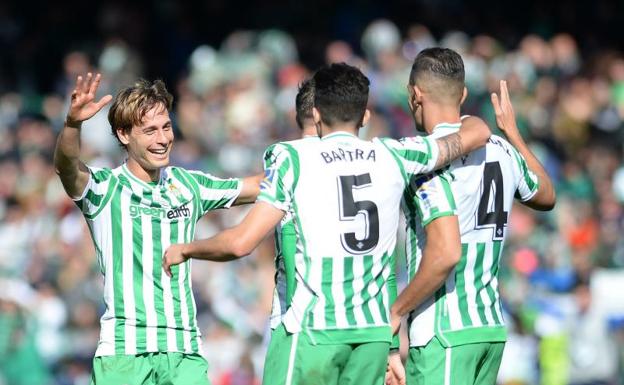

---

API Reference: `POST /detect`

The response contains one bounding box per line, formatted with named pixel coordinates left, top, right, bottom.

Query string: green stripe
left=342, top=257, right=357, bottom=326
left=169, top=220, right=184, bottom=351
left=456, top=243, right=472, bottom=327
left=187, top=170, right=240, bottom=211
left=321, top=258, right=336, bottom=327
left=85, top=189, right=103, bottom=207
left=440, top=173, right=457, bottom=209
left=380, top=138, right=409, bottom=184
left=131, top=192, right=147, bottom=352
left=473, top=243, right=488, bottom=325
left=374, top=253, right=389, bottom=324
left=173, top=169, right=200, bottom=352
left=490, top=241, right=503, bottom=324
left=360, top=255, right=375, bottom=325
left=513, top=149, right=538, bottom=192
left=84, top=176, right=119, bottom=220
left=111, top=188, right=125, bottom=354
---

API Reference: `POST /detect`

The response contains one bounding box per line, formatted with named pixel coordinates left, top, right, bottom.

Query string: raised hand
left=162, top=243, right=189, bottom=278
left=490, top=80, right=521, bottom=140
left=66, top=73, right=113, bottom=126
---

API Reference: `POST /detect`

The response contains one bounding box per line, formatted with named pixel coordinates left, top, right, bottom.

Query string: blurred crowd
left=1, top=16, right=624, bottom=385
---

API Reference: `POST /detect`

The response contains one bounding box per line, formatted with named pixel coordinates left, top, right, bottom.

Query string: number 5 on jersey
left=337, top=174, right=380, bottom=254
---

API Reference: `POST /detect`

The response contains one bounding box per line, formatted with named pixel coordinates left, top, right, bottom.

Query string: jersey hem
left=305, top=326, right=392, bottom=345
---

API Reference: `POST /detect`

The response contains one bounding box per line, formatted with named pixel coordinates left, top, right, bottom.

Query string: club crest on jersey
left=260, top=168, right=276, bottom=190
left=167, top=182, right=185, bottom=201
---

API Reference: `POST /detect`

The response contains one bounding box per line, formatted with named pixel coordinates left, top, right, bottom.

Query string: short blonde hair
left=108, top=79, right=173, bottom=145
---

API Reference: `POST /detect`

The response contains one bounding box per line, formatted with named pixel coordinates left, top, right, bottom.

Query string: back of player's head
left=108, top=79, right=173, bottom=146
left=295, top=78, right=315, bottom=130
left=312, top=63, right=369, bottom=127
left=409, top=47, right=465, bottom=104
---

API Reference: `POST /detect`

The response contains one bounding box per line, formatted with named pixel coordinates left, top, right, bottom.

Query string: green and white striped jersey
left=406, top=123, right=539, bottom=347
left=74, top=163, right=241, bottom=356
left=258, top=131, right=439, bottom=344
left=270, top=136, right=319, bottom=330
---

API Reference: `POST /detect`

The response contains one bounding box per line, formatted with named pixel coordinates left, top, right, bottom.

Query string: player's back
left=259, top=130, right=440, bottom=344
left=407, top=125, right=538, bottom=347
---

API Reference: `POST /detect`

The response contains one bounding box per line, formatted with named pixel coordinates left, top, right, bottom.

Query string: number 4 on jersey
left=476, top=162, right=508, bottom=240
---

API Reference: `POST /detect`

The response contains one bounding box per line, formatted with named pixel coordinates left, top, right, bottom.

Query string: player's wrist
left=65, top=116, right=83, bottom=129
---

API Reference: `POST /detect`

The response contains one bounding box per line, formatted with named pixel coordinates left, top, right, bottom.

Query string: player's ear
left=361, top=109, right=371, bottom=127
left=116, top=127, right=130, bottom=146
left=460, top=86, right=468, bottom=106
left=312, top=107, right=322, bottom=125
left=413, top=85, right=424, bottom=105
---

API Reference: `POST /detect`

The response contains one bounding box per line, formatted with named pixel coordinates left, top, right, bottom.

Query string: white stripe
left=141, top=213, right=158, bottom=351
left=95, top=204, right=115, bottom=356
left=121, top=191, right=137, bottom=354
left=285, top=332, right=300, bottom=385
left=367, top=254, right=385, bottom=325
left=480, top=243, right=496, bottom=325
left=332, top=256, right=348, bottom=327
left=160, top=216, right=178, bottom=352
left=351, top=256, right=367, bottom=325
left=462, top=244, right=482, bottom=326
left=311, top=257, right=325, bottom=329
left=445, top=347, right=452, bottom=385
left=380, top=260, right=391, bottom=325
left=445, top=271, right=463, bottom=330
left=491, top=275, right=504, bottom=323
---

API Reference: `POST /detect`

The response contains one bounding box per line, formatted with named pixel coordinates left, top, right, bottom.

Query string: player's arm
left=491, top=80, right=556, bottom=210
left=54, top=73, right=112, bottom=198
left=232, top=173, right=263, bottom=206
left=390, top=215, right=461, bottom=334
left=163, top=201, right=284, bottom=276
left=433, top=115, right=491, bottom=169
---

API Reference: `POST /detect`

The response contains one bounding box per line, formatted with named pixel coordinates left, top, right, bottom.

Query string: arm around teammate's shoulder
left=432, top=116, right=490, bottom=169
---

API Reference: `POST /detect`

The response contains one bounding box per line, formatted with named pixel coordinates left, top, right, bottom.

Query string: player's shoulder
left=484, top=134, right=519, bottom=159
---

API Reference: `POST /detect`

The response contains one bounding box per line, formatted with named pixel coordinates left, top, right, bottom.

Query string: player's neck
left=319, top=123, right=358, bottom=137
left=125, top=158, right=162, bottom=183
left=422, top=104, right=461, bottom=134
left=301, top=126, right=318, bottom=138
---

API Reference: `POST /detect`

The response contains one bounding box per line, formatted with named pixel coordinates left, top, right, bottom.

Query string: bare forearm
left=392, top=254, right=456, bottom=317
left=54, top=123, right=89, bottom=197
left=184, top=229, right=248, bottom=262
left=506, top=133, right=556, bottom=210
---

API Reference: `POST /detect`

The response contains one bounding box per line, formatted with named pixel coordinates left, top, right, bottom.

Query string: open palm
left=67, top=73, right=113, bottom=124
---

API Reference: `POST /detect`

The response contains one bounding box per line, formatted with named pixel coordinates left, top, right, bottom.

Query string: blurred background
left=1, top=0, right=624, bottom=384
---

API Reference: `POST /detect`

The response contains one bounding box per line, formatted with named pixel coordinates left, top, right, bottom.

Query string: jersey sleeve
left=185, top=170, right=242, bottom=214
left=74, top=166, right=115, bottom=219
left=510, top=146, right=540, bottom=202
left=411, top=170, right=458, bottom=226
left=257, top=143, right=296, bottom=212
left=381, top=136, right=439, bottom=180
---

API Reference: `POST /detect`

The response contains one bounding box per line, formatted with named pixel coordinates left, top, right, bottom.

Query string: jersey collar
left=121, top=163, right=166, bottom=190
left=430, top=122, right=461, bottom=139
left=321, top=131, right=358, bottom=141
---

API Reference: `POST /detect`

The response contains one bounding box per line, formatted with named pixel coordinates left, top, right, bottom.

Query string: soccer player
left=388, top=48, right=556, bottom=385
left=53, top=73, right=261, bottom=384
left=162, top=62, right=490, bottom=385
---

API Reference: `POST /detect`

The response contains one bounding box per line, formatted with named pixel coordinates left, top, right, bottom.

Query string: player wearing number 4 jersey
left=54, top=75, right=261, bottom=385
left=163, top=63, right=490, bottom=385
left=387, top=48, right=556, bottom=385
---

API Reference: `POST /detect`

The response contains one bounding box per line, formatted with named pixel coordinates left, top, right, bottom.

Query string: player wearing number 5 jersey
left=163, top=63, right=490, bottom=385
left=389, top=48, right=556, bottom=385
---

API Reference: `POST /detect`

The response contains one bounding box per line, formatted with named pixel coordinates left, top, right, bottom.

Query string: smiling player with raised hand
left=54, top=73, right=261, bottom=385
